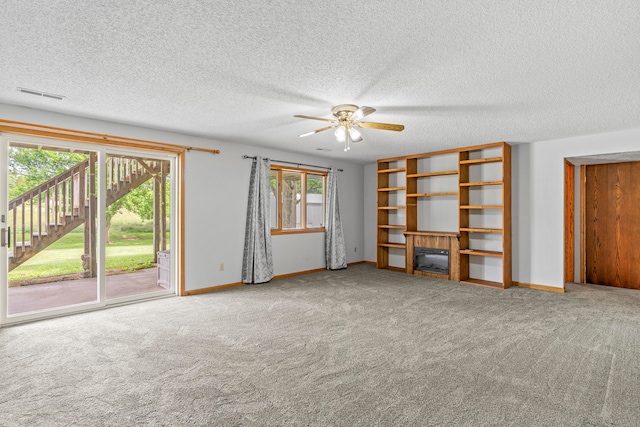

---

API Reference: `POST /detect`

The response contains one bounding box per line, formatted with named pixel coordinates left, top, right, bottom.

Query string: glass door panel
left=5, top=141, right=99, bottom=316
left=105, top=154, right=172, bottom=299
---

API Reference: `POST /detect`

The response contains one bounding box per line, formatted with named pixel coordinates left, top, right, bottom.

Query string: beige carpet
left=1, top=264, right=639, bottom=426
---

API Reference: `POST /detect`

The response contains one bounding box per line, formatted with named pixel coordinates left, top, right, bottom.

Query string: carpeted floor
left=1, top=264, right=639, bottom=426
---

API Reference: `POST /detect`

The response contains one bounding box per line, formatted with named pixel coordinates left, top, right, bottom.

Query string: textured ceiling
left=1, top=1, right=639, bottom=163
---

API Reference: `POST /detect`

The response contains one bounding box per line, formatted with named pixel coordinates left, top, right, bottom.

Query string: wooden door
left=585, top=161, right=640, bottom=289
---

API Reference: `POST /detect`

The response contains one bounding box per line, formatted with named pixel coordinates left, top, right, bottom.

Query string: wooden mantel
left=403, top=231, right=461, bottom=281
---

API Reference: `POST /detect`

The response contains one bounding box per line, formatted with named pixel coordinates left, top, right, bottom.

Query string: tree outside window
left=270, top=167, right=326, bottom=233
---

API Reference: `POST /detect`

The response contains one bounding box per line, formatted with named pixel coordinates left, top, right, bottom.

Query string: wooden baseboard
left=184, top=281, right=244, bottom=295
left=187, top=272, right=566, bottom=296
left=185, top=261, right=369, bottom=295
left=513, top=281, right=565, bottom=293
left=273, top=267, right=326, bottom=280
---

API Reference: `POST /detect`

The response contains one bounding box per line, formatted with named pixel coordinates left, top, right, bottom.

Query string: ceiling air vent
left=17, top=87, right=65, bottom=100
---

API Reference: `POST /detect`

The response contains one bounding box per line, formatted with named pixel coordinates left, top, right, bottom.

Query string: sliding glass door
left=0, top=134, right=177, bottom=324
left=104, top=153, right=172, bottom=301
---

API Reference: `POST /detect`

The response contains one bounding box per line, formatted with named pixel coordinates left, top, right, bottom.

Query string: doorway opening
left=564, top=152, right=640, bottom=290
left=1, top=135, right=179, bottom=323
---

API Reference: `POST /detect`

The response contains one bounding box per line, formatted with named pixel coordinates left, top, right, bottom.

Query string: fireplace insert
left=414, top=247, right=449, bottom=275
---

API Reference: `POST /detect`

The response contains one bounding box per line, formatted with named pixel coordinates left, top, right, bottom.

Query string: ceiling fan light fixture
left=349, top=127, right=363, bottom=142
left=294, top=104, right=404, bottom=154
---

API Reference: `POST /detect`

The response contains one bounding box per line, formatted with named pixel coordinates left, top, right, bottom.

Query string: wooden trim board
left=513, top=281, right=565, bottom=293
left=579, top=165, right=586, bottom=284
left=564, top=160, right=575, bottom=283
left=185, top=262, right=369, bottom=295
left=177, top=152, right=186, bottom=296
left=0, top=119, right=220, bottom=154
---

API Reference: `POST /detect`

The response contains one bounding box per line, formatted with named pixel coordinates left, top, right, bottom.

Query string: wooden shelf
left=378, top=167, right=405, bottom=174
left=406, top=192, right=459, bottom=197
left=378, top=225, right=405, bottom=229
left=379, top=266, right=406, bottom=273
left=403, top=230, right=460, bottom=237
left=378, top=187, right=406, bottom=192
left=459, top=157, right=503, bottom=165
left=378, top=206, right=406, bottom=210
left=406, top=170, right=458, bottom=178
left=460, top=181, right=503, bottom=187
left=377, top=243, right=406, bottom=249
left=460, top=205, right=502, bottom=209
left=459, top=249, right=503, bottom=257
left=460, top=227, right=503, bottom=233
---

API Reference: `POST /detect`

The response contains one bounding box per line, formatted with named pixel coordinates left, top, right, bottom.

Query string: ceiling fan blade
left=299, top=125, right=336, bottom=137
left=352, top=106, right=376, bottom=121
left=294, top=114, right=336, bottom=123
left=357, top=122, right=405, bottom=132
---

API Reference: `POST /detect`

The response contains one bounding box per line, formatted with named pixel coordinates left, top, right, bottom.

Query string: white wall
left=364, top=128, right=640, bottom=289
left=513, top=127, right=640, bottom=289
left=0, top=103, right=365, bottom=291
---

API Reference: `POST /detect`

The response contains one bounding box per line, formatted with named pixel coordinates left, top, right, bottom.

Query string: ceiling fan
left=294, top=104, right=405, bottom=152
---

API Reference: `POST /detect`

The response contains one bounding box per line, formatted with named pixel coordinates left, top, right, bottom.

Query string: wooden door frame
left=579, top=165, right=586, bottom=283
left=564, top=160, right=575, bottom=284
left=564, top=160, right=588, bottom=284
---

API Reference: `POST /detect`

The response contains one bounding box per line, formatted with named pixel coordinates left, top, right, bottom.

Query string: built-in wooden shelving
left=378, top=187, right=406, bottom=192
left=460, top=227, right=503, bottom=233
left=378, top=167, right=405, bottom=174
left=458, top=142, right=511, bottom=288
left=459, top=181, right=503, bottom=187
left=460, top=205, right=502, bottom=209
left=406, top=170, right=458, bottom=178
left=459, top=157, right=503, bottom=165
left=378, top=243, right=406, bottom=249
left=377, top=159, right=407, bottom=271
left=376, top=141, right=512, bottom=289
left=459, top=249, right=503, bottom=257
left=406, top=192, right=459, bottom=198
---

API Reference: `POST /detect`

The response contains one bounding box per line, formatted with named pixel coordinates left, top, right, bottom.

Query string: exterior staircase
left=8, top=155, right=165, bottom=272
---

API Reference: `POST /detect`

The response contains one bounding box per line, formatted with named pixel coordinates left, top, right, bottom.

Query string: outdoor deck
left=8, top=268, right=167, bottom=315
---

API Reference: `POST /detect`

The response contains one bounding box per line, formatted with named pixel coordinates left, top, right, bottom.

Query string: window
left=270, top=166, right=326, bottom=234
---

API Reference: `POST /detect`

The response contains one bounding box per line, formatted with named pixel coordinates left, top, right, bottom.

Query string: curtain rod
left=242, top=155, right=343, bottom=172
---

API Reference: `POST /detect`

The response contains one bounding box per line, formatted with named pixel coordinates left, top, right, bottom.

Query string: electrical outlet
left=219, top=263, right=224, bottom=271
left=354, top=247, right=357, bottom=252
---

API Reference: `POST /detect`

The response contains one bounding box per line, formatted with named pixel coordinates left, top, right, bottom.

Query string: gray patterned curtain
left=242, top=157, right=274, bottom=284
left=325, top=168, right=347, bottom=270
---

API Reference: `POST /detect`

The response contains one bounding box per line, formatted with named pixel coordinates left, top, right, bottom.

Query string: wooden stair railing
left=8, top=156, right=165, bottom=273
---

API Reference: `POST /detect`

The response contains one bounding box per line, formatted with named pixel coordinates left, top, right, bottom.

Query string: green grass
left=8, top=210, right=170, bottom=282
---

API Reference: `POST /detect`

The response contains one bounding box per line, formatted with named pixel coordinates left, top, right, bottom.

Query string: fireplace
left=414, top=247, right=449, bottom=275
